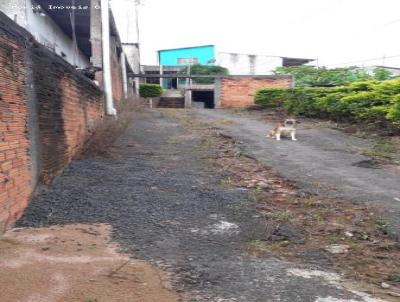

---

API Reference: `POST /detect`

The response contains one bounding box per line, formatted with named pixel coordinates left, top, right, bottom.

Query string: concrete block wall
left=0, top=12, right=105, bottom=231
left=215, top=76, right=293, bottom=108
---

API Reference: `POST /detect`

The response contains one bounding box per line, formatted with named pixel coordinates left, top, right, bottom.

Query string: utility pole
left=134, top=0, right=141, bottom=46
left=134, top=0, right=142, bottom=95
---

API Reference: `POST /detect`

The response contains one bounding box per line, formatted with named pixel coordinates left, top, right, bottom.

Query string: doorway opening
left=192, top=91, right=214, bottom=109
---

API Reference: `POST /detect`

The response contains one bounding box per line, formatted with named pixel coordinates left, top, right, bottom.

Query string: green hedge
left=139, top=83, right=163, bottom=98
left=255, top=79, right=400, bottom=124
left=255, top=88, right=288, bottom=107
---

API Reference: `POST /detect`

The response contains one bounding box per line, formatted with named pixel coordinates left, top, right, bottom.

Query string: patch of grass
left=304, top=196, right=325, bottom=207
left=247, top=188, right=265, bottom=203
left=247, top=240, right=290, bottom=254
left=375, top=218, right=391, bottom=235
left=364, top=138, right=400, bottom=163
left=270, top=210, right=291, bottom=222
left=311, top=213, right=324, bottom=224
left=219, top=177, right=234, bottom=187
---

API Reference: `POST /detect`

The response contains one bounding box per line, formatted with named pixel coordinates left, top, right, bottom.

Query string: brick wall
left=215, top=76, right=292, bottom=108
left=0, top=33, right=31, bottom=232
left=0, top=12, right=105, bottom=231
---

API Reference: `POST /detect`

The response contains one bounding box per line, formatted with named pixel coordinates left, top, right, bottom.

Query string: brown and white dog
left=266, top=119, right=299, bottom=141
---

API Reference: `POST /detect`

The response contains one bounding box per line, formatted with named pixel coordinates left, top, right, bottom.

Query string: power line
left=372, top=18, right=400, bottom=31
left=324, top=54, right=400, bottom=68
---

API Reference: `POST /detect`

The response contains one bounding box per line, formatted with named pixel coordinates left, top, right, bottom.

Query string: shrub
left=283, top=87, right=330, bottom=117
left=139, top=83, right=163, bottom=98
left=387, top=95, right=400, bottom=122
left=348, top=80, right=376, bottom=92
left=254, top=79, right=400, bottom=125
left=375, top=78, right=400, bottom=95
left=255, top=88, right=287, bottom=107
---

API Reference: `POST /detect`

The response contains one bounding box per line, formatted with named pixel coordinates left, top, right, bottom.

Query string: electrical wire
left=324, top=54, right=400, bottom=68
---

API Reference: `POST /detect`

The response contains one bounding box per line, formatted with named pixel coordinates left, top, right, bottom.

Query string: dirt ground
left=7, top=108, right=400, bottom=301
left=0, top=224, right=179, bottom=302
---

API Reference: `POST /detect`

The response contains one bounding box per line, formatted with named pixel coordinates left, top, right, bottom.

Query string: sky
left=111, top=0, right=400, bottom=68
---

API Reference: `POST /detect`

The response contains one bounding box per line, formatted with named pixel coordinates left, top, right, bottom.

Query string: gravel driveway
left=17, top=109, right=387, bottom=302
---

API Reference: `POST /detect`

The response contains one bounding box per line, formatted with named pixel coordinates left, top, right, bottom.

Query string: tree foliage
left=274, top=65, right=393, bottom=86
left=372, top=67, right=393, bottom=81
left=180, top=64, right=229, bottom=84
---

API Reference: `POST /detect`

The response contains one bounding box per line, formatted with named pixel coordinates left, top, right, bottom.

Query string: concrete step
left=158, top=97, right=185, bottom=108
left=161, top=89, right=184, bottom=98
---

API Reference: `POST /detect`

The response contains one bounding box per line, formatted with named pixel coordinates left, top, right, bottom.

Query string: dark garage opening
left=192, top=91, right=214, bottom=109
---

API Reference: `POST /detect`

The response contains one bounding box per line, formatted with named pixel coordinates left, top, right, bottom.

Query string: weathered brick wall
left=0, top=33, right=32, bottom=232
left=30, top=42, right=104, bottom=184
left=0, top=12, right=105, bottom=231
left=215, top=76, right=292, bottom=108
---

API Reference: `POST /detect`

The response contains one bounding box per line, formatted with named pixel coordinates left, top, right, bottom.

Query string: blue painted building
left=158, top=45, right=215, bottom=66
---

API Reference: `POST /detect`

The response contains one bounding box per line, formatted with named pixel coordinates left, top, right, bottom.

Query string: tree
left=139, top=83, right=163, bottom=108
left=274, top=65, right=371, bottom=86
left=180, top=64, right=229, bottom=84
left=372, top=67, right=393, bottom=81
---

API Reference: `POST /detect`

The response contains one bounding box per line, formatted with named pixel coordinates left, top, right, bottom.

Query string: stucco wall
left=158, top=45, right=215, bottom=66
left=0, top=0, right=89, bottom=68
left=217, top=52, right=283, bottom=75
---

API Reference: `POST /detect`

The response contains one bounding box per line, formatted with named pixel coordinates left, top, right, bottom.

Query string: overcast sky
left=112, top=0, right=400, bottom=68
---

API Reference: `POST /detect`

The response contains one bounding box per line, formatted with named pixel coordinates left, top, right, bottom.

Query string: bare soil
left=0, top=224, right=179, bottom=302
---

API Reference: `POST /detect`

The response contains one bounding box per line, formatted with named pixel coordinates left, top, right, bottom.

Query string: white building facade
left=0, top=0, right=90, bottom=68
left=217, top=52, right=314, bottom=75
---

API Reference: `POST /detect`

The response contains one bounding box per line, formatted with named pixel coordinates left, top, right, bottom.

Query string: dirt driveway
left=6, top=109, right=397, bottom=301
left=190, top=109, right=400, bottom=240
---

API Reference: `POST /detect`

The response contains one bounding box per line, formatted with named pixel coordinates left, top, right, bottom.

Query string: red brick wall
left=218, top=76, right=292, bottom=108
left=61, top=77, right=104, bottom=164
left=0, top=35, right=32, bottom=232
left=0, top=12, right=105, bottom=231
left=34, top=63, right=104, bottom=184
